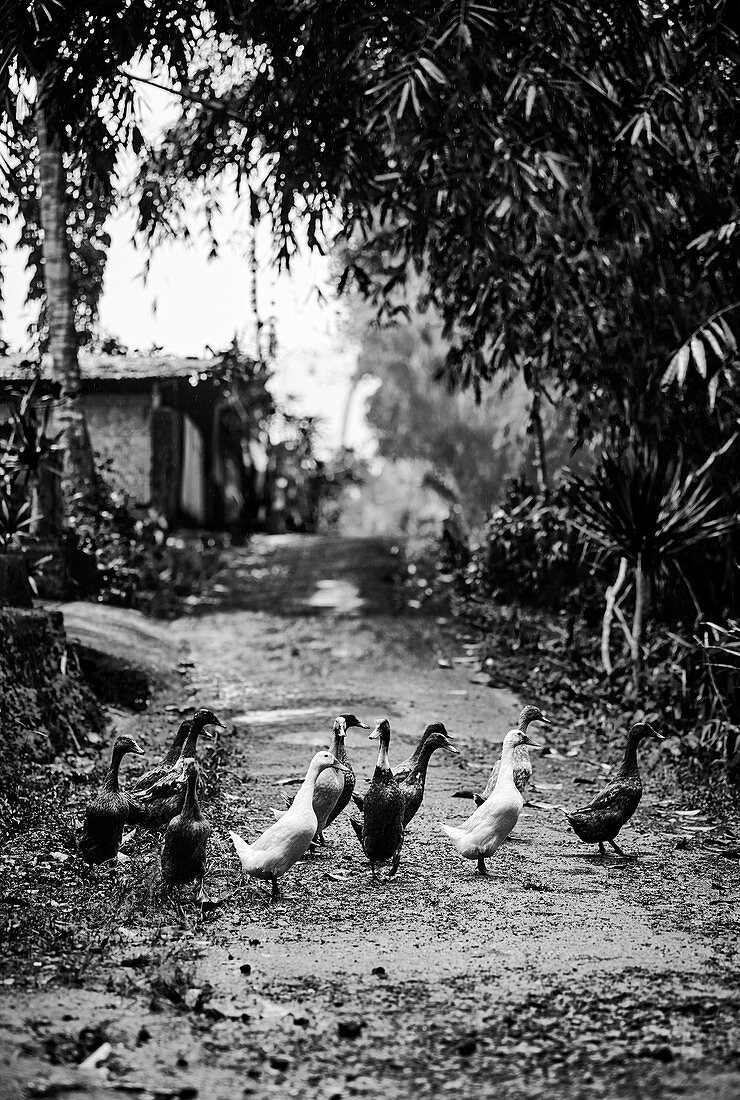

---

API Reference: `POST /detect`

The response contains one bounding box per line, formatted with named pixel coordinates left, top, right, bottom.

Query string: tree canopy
left=130, top=2, right=740, bottom=444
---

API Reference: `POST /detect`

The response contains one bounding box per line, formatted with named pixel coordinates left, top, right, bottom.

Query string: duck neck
left=103, top=748, right=125, bottom=792
left=406, top=739, right=437, bottom=782
left=374, top=736, right=392, bottom=775
left=182, top=772, right=201, bottom=821
left=331, top=733, right=347, bottom=764
left=617, top=731, right=642, bottom=778
left=181, top=725, right=202, bottom=759
left=494, top=740, right=518, bottom=790
left=294, top=764, right=323, bottom=808
left=162, top=727, right=189, bottom=767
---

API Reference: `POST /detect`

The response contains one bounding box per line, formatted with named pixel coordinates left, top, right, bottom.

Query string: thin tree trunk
left=527, top=358, right=549, bottom=495
left=631, top=553, right=646, bottom=684
left=249, top=209, right=263, bottom=361
left=602, top=556, right=629, bottom=677
left=35, top=90, right=96, bottom=526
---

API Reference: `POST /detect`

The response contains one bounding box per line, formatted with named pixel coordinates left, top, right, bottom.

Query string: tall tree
left=0, top=0, right=232, bottom=523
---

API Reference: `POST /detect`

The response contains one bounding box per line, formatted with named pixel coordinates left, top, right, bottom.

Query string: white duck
left=440, top=728, right=538, bottom=875
left=230, top=750, right=349, bottom=902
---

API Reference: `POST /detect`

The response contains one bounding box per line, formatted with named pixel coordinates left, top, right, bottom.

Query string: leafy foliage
left=462, top=480, right=603, bottom=617
left=566, top=438, right=738, bottom=575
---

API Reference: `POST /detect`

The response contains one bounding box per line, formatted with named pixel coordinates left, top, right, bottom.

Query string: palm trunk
left=35, top=91, right=96, bottom=525
left=601, top=556, right=629, bottom=677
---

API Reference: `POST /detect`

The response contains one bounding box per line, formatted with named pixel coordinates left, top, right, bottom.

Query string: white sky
left=0, top=77, right=376, bottom=455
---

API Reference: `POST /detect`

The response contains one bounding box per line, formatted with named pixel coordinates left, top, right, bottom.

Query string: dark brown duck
left=79, top=735, right=145, bottom=865
left=562, top=721, right=664, bottom=857
left=129, top=708, right=224, bottom=829
left=132, top=718, right=192, bottom=794
left=349, top=718, right=405, bottom=877
left=161, top=760, right=212, bottom=900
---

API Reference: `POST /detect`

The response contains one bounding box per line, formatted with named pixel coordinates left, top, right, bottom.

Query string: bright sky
left=0, top=77, right=376, bottom=456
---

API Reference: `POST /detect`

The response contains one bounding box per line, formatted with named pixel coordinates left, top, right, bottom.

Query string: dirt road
left=2, top=535, right=740, bottom=1099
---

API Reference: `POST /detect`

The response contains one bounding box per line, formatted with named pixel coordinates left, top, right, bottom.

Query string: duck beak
left=355, top=722, right=370, bottom=730
left=537, top=716, right=552, bottom=726
left=652, top=728, right=665, bottom=741
left=445, top=742, right=460, bottom=755
left=132, top=740, right=146, bottom=756
left=369, top=725, right=382, bottom=740
left=521, top=734, right=539, bottom=747
left=332, top=760, right=350, bottom=774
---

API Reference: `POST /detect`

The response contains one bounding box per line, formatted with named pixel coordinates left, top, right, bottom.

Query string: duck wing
left=325, top=765, right=356, bottom=826
left=351, top=791, right=365, bottom=813
left=566, top=777, right=642, bottom=839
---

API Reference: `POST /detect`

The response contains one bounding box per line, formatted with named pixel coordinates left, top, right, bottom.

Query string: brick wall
left=83, top=393, right=153, bottom=504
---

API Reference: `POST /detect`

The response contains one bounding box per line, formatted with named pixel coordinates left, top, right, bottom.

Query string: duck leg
left=270, top=876, right=281, bottom=903
left=608, top=839, right=636, bottom=860
left=389, top=846, right=403, bottom=878
left=599, top=842, right=606, bottom=857
left=476, top=854, right=488, bottom=876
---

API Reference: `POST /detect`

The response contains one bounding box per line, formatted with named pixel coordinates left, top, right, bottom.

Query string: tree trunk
left=35, top=91, right=96, bottom=527
left=631, top=553, right=646, bottom=685
left=527, top=358, right=549, bottom=495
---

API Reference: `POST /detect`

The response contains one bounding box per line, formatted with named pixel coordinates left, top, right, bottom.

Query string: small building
left=0, top=351, right=270, bottom=530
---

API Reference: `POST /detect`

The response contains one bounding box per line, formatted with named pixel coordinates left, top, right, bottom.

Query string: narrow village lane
left=3, top=535, right=740, bottom=1100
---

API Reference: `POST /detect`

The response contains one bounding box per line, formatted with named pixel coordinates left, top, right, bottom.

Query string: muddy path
left=2, top=535, right=740, bottom=1099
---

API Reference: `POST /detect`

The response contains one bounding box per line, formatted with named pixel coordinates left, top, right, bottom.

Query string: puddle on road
left=232, top=706, right=326, bottom=725
left=305, top=579, right=365, bottom=614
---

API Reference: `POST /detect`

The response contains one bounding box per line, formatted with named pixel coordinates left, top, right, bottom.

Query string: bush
left=67, top=468, right=224, bottom=616
left=463, top=480, right=603, bottom=619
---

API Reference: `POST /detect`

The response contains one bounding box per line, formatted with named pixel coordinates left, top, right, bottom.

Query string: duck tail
left=439, top=821, right=465, bottom=845
left=348, top=816, right=364, bottom=851
left=229, top=830, right=255, bottom=872
left=269, top=807, right=286, bottom=821
left=451, top=789, right=477, bottom=803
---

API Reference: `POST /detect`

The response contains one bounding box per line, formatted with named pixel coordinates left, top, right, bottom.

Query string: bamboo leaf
left=690, top=335, right=707, bottom=378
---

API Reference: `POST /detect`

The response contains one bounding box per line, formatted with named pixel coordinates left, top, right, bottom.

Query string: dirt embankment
left=1, top=536, right=740, bottom=1100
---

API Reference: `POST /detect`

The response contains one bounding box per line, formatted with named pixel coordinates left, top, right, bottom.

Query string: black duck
left=561, top=721, right=664, bottom=857
left=452, top=704, right=550, bottom=806
left=161, top=760, right=212, bottom=901
left=349, top=719, right=405, bottom=877
left=79, top=735, right=145, bottom=865
left=132, top=718, right=192, bottom=794
left=353, top=722, right=459, bottom=827
left=129, top=708, right=224, bottom=829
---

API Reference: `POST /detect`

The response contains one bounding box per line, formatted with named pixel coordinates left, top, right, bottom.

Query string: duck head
left=333, top=713, right=370, bottom=738
left=629, top=721, right=665, bottom=744
left=190, top=708, right=226, bottom=740
left=113, top=734, right=145, bottom=758
left=369, top=719, right=391, bottom=746
left=421, top=721, right=459, bottom=755
left=310, top=749, right=350, bottom=775
left=503, top=727, right=539, bottom=750
left=519, top=704, right=551, bottom=731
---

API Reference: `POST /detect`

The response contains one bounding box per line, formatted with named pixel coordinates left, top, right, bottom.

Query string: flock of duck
left=78, top=702, right=665, bottom=904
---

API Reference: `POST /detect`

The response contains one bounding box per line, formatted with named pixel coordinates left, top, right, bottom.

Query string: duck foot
left=476, top=854, right=488, bottom=876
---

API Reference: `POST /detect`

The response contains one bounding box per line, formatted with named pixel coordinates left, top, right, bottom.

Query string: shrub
left=463, top=479, right=603, bottom=619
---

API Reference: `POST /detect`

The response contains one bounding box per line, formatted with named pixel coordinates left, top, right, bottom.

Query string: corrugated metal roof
left=0, top=352, right=218, bottom=383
